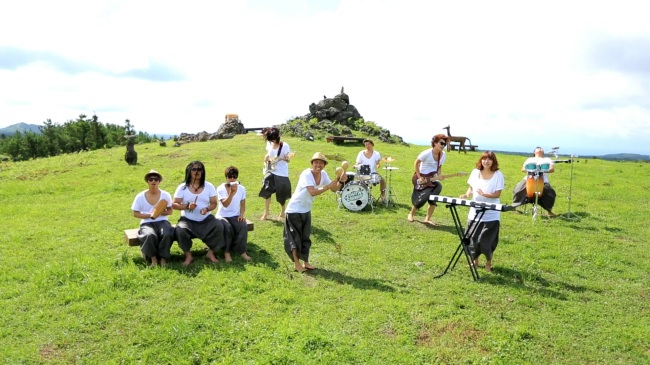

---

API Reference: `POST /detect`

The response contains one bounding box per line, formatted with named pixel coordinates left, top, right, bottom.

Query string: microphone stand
left=564, top=155, right=579, bottom=220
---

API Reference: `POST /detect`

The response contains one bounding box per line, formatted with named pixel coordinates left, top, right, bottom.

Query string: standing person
left=355, top=138, right=387, bottom=202
left=131, top=169, right=174, bottom=267
left=259, top=127, right=292, bottom=220
left=408, top=134, right=450, bottom=225
left=173, top=161, right=227, bottom=266
left=216, top=166, right=252, bottom=262
left=284, top=152, right=347, bottom=272
left=512, top=147, right=558, bottom=217
left=459, top=151, right=505, bottom=272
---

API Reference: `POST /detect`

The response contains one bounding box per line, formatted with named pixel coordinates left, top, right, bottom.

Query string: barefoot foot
left=407, top=213, right=414, bottom=222
left=241, top=252, right=252, bottom=261
left=224, top=252, right=233, bottom=263
left=303, top=263, right=316, bottom=270
left=294, top=263, right=306, bottom=272
left=260, top=213, right=269, bottom=221
left=206, top=251, right=219, bottom=263
left=182, top=255, right=194, bottom=267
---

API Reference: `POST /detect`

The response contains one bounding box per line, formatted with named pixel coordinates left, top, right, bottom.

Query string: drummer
left=512, top=147, right=557, bottom=217
left=355, top=139, right=387, bottom=202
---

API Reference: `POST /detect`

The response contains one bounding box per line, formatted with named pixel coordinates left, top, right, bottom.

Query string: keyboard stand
left=434, top=204, right=489, bottom=282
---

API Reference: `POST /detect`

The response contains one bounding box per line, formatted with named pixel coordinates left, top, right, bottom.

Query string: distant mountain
left=0, top=123, right=41, bottom=136
left=599, top=153, right=649, bottom=161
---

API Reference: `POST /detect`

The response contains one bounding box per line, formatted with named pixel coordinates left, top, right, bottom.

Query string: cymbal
left=382, top=156, right=396, bottom=163
left=383, top=166, right=399, bottom=170
left=324, top=154, right=347, bottom=162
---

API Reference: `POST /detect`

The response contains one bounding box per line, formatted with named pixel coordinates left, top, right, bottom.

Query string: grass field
left=1, top=134, right=648, bottom=364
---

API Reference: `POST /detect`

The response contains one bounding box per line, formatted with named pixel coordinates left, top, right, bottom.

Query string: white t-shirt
left=285, top=168, right=332, bottom=214
left=356, top=150, right=381, bottom=174
left=215, top=182, right=246, bottom=218
left=131, top=190, right=173, bottom=225
left=417, top=149, right=446, bottom=175
left=174, top=181, right=217, bottom=222
left=466, top=169, right=505, bottom=222
left=523, top=156, right=554, bottom=183
left=266, top=142, right=291, bottom=177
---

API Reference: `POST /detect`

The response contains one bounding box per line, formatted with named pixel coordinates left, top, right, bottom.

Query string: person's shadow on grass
left=482, top=266, right=592, bottom=300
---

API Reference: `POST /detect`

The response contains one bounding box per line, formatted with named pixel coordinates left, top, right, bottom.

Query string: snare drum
left=525, top=172, right=544, bottom=199
left=340, top=182, right=369, bottom=211
left=539, top=163, right=550, bottom=172
left=525, top=163, right=538, bottom=172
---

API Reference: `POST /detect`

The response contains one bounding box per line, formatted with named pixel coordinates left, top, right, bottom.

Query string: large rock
left=303, top=91, right=362, bottom=124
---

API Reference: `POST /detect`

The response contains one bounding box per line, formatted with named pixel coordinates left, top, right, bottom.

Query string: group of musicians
left=132, top=128, right=557, bottom=272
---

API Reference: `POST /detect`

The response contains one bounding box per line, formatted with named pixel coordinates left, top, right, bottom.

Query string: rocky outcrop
left=302, top=91, right=362, bottom=126
left=175, top=117, right=246, bottom=143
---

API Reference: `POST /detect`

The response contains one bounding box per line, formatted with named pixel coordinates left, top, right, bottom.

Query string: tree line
left=0, top=115, right=166, bottom=161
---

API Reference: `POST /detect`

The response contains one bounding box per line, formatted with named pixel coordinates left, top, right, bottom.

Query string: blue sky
left=1, top=0, right=649, bottom=156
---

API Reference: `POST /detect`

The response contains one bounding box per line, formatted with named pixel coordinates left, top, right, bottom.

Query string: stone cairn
left=301, top=88, right=362, bottom=127
left=124, top=135, right=138, bottom=165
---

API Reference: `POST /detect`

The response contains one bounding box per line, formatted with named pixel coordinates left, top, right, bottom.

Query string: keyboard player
left=459, top=151, right=505, bottom=272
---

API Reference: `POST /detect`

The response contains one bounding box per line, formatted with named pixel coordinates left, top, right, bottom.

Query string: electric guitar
left=412, top=172, right=467, bottom=191
left=263, top=152, right=296, bottom=176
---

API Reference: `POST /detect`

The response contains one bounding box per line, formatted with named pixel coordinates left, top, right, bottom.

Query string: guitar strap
left=433, top=149, right=441, bottom=176
left=276, top=142, right=283, bottom=158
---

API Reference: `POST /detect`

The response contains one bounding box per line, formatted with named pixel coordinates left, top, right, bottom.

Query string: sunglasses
left=147, top=177, right=160, bottom=182
left=226, top=174, right=238, bottom=179
left=191, top=168, right=203, bottom=172
left=438, top=141, right=447, bottom=147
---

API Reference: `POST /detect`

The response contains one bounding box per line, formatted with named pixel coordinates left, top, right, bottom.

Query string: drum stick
left=188, top=196, right=198, bottom=212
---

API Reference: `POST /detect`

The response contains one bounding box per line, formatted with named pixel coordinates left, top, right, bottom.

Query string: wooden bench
left=449, top=143, right=479, bottom=152
left=326, top=136, right=365, bottom=145
left=124, top=219, right=254, bottom=246
left=245, top=127, right=264, bottom=132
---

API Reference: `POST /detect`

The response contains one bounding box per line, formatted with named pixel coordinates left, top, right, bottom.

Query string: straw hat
left=144, top=169, right=163, bottom=182
left=310, top=152, right=328, bottom=165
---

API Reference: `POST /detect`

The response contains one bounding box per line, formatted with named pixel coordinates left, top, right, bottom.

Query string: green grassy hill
left=1, top=134, right=648, bottom=364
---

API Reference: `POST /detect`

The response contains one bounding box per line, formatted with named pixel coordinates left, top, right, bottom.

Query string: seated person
left=216, top=166, right=252, bottom=262
left=173, top=161, right=228, bottom=266
left=512, top=147, right=557, bottom=217
left=131, top=169, right=174, bottom=267
left=355, top=139, right=387, bottom=201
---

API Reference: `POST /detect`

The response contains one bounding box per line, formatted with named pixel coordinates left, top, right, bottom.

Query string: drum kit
left=338, top=156, right=399, bottom=211
left=525, top=162, right=550, bottom=222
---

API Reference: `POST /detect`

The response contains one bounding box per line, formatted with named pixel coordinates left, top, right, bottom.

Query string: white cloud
left=1, top=0, right=650, bottom=155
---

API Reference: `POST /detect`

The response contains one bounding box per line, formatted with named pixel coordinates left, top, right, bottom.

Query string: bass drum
left=340, top=182, right=369, bottom=211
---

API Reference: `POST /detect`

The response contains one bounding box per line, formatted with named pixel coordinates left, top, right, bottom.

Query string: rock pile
left=175, top=117, right=247, bottom=143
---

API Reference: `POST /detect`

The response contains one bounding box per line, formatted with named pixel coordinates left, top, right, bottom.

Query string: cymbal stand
left=564, top=155, right=579, bottom=220
left=384, top=163, right=398, bottom=207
